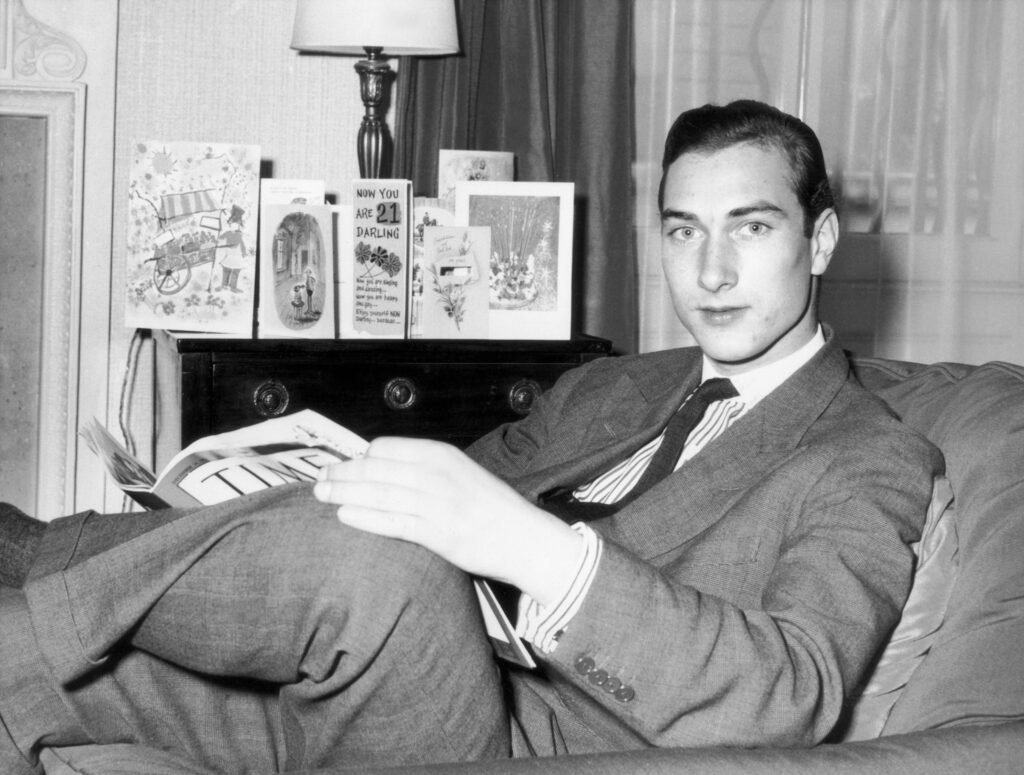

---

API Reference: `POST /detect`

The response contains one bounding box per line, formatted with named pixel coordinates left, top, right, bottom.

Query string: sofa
left=39, top=355, right=1024, bottom=774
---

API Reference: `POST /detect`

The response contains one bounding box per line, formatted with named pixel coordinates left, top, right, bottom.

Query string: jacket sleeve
left=532, top=424, right=942, bottom=749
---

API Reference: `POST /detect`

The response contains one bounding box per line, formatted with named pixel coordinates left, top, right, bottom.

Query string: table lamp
left=291, top=0, right=460, bottom=179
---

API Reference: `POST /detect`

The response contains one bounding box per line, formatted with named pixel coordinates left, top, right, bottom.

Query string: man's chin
left=696, top=338, right=769, bottom=371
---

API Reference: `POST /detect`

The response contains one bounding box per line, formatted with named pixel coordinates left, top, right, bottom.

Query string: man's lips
left=699, top=306, right=745, bottom=324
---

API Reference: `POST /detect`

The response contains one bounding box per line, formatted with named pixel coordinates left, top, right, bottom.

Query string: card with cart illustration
left=409, top=197, right=457, bottom=337
left=257, top=203, right=336, bottom=339
left=416, top=225, right=490, bottom=339
left=350, top=179, right=413, bottom=338
left=455, top=181, right=575, bottom=340
left=124, top=140, right=261, bottom=334
left=438, top=149, right=515, bottom=207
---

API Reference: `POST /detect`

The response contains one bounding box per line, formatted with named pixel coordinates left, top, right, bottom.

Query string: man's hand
left=313, top=437, right=583, bottom=605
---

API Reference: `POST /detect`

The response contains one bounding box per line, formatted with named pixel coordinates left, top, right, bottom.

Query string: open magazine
left=81, top=409, right=536, bottom=669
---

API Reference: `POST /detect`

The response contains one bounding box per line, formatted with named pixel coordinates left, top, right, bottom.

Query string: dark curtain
left=394, top=0, right=637, bottom=354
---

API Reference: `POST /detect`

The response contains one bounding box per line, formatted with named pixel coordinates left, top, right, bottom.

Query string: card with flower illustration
left=408, top=197, right=457, bottom=337
left=438, top=150, right=514, bottom=207
left=417, top=226, right=490, bottom=339
left=455, top=181, right=574, bottom=340
left=351, top=179, right=413, bottom=338
left=124, top=140, right=261, bottom=334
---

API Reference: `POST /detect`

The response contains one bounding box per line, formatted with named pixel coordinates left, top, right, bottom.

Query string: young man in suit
left=0, top=100, right=941, bottom=773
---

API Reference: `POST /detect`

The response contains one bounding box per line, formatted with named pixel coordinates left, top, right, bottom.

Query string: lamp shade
left=291, top=0, right=459, bottom=56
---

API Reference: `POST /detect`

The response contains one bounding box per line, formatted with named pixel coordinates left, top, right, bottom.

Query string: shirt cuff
left=516, top=523, right=603, bottom=654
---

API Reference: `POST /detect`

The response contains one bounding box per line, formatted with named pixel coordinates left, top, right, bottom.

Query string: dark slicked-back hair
left=658, top=100, right=836, bottom=236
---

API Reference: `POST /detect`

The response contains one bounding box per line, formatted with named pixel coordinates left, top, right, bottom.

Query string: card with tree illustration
left=417, top=225, right=490, bottom=339
left=257, top=203, right=336, bottom=339
left=455, top=181, right=574, bottom=340
left=124, top=140, right=261, bottom=334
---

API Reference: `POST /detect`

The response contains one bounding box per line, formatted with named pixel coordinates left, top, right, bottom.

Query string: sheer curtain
left=634, top=0, right=1024, bottom=364
left=395, top=0, right=637, bottom=352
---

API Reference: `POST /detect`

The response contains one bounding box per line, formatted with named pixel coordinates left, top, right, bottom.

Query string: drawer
left=156, top=333, right=614, bottom=457
left=207, top=359, right=570, bottom=446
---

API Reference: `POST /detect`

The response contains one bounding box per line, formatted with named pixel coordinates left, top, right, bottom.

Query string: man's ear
left=810, top=208, right=839, bottom=276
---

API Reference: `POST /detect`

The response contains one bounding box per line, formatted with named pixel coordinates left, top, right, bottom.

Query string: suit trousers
left=0, top=484, right=510, bottom=774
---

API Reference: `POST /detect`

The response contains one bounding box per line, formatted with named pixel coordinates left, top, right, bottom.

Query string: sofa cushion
left=837, top=475, right=958, bottom=740
left=851, top=358, right=1024, bottom=734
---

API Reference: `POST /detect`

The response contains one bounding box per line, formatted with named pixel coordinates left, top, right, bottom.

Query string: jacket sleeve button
left=574, top=656, right=595, bottom=676
left=614, top=686, right=636, bottom=703
left=604, top=676, right=622, bottom=694
left=588, top=669, right=609, bottom=686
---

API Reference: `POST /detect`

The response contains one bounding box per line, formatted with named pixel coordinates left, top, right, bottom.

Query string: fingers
left=308, top=436, right=529, bottom=576
left=334, top=503, right=419, bottom=542
left=312, top=438, right=464, bottom=526
left=365, top=436, right=462, bottom=465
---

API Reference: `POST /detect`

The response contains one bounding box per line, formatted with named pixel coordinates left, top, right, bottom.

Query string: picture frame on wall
left=455, top=180, right=574, bottom=340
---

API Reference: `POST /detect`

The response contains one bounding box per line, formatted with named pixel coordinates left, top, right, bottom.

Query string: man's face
left=660, top=142, right=836, bottom=375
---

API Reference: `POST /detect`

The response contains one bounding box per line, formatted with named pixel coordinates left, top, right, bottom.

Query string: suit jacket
left=466, top=331, right=943, bottom=757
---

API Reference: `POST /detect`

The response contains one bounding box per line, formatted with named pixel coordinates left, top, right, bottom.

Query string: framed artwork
left=455, top=181, right=574, bottom=340
left=124, top=140, right=261, bottom=334
left=257, top=203, right=336, bottom=339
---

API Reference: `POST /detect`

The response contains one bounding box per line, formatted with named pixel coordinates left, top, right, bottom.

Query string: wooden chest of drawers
left=155, top=334, right=613, bottom=457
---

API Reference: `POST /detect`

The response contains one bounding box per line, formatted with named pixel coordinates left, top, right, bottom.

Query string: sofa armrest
left=314, top=722, right=1024, bottom=775
left=42, top=722, right=1023, bottom=774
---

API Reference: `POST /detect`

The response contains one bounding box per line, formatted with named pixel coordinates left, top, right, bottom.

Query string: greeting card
left=257, top=203, right=336, bottom=339
left=350, top=179, right=413, bottom=338
left=417, top=225, right=490, bottom=339
left=125, top=141, right=261, bottom=334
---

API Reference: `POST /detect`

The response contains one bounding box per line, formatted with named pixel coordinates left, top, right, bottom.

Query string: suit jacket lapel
left=599, top=335, right=852, bottom=560
left=508, top=350, right=704, bottom=501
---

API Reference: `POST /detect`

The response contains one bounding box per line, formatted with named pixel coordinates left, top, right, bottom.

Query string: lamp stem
left=354, top=46, right=391, bottom=178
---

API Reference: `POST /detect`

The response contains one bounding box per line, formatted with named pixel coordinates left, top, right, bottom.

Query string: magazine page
left=83, top=409, right=368, bottom=510
left=81, top=418, right=157, bottom=488
left=154, top=443, right=352, bottom=508
left=166, top=409, right=368, bottom=463
left=80, top=418, right=167, bottom=508
left=150, top=409, right=369, bottom=506
left=474, top=579, right=537, bottom=669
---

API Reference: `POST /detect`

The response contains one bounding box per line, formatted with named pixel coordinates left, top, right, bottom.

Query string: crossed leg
left=0, top=484, right=509, bottom=773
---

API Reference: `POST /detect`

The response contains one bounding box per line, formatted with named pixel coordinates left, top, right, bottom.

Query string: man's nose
left=697, top=236, right=737, bottom=292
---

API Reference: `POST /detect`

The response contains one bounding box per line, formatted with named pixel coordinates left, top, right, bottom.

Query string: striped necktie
left=621, top=377, right=738, bottom=502
left=540, top=377, right=738, bottom=520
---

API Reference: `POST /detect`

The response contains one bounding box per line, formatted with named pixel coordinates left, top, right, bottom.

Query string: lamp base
left=354, top=47, right=393, bottom=178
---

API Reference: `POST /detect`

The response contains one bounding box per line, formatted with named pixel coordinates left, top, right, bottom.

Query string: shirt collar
left=701, top=325, right=826, bottom=408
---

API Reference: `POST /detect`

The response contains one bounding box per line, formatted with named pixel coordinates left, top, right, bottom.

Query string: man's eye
left=668, top=226, right=697, bottom=240
left=739, top=222, right=770, bottom=237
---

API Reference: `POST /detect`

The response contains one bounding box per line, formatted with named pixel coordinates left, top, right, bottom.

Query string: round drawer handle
left=253, top=379, right=290, bottom=417
left=508, top=379, right=542, bottom=416
left=384, top=377, right=418, bottom=411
